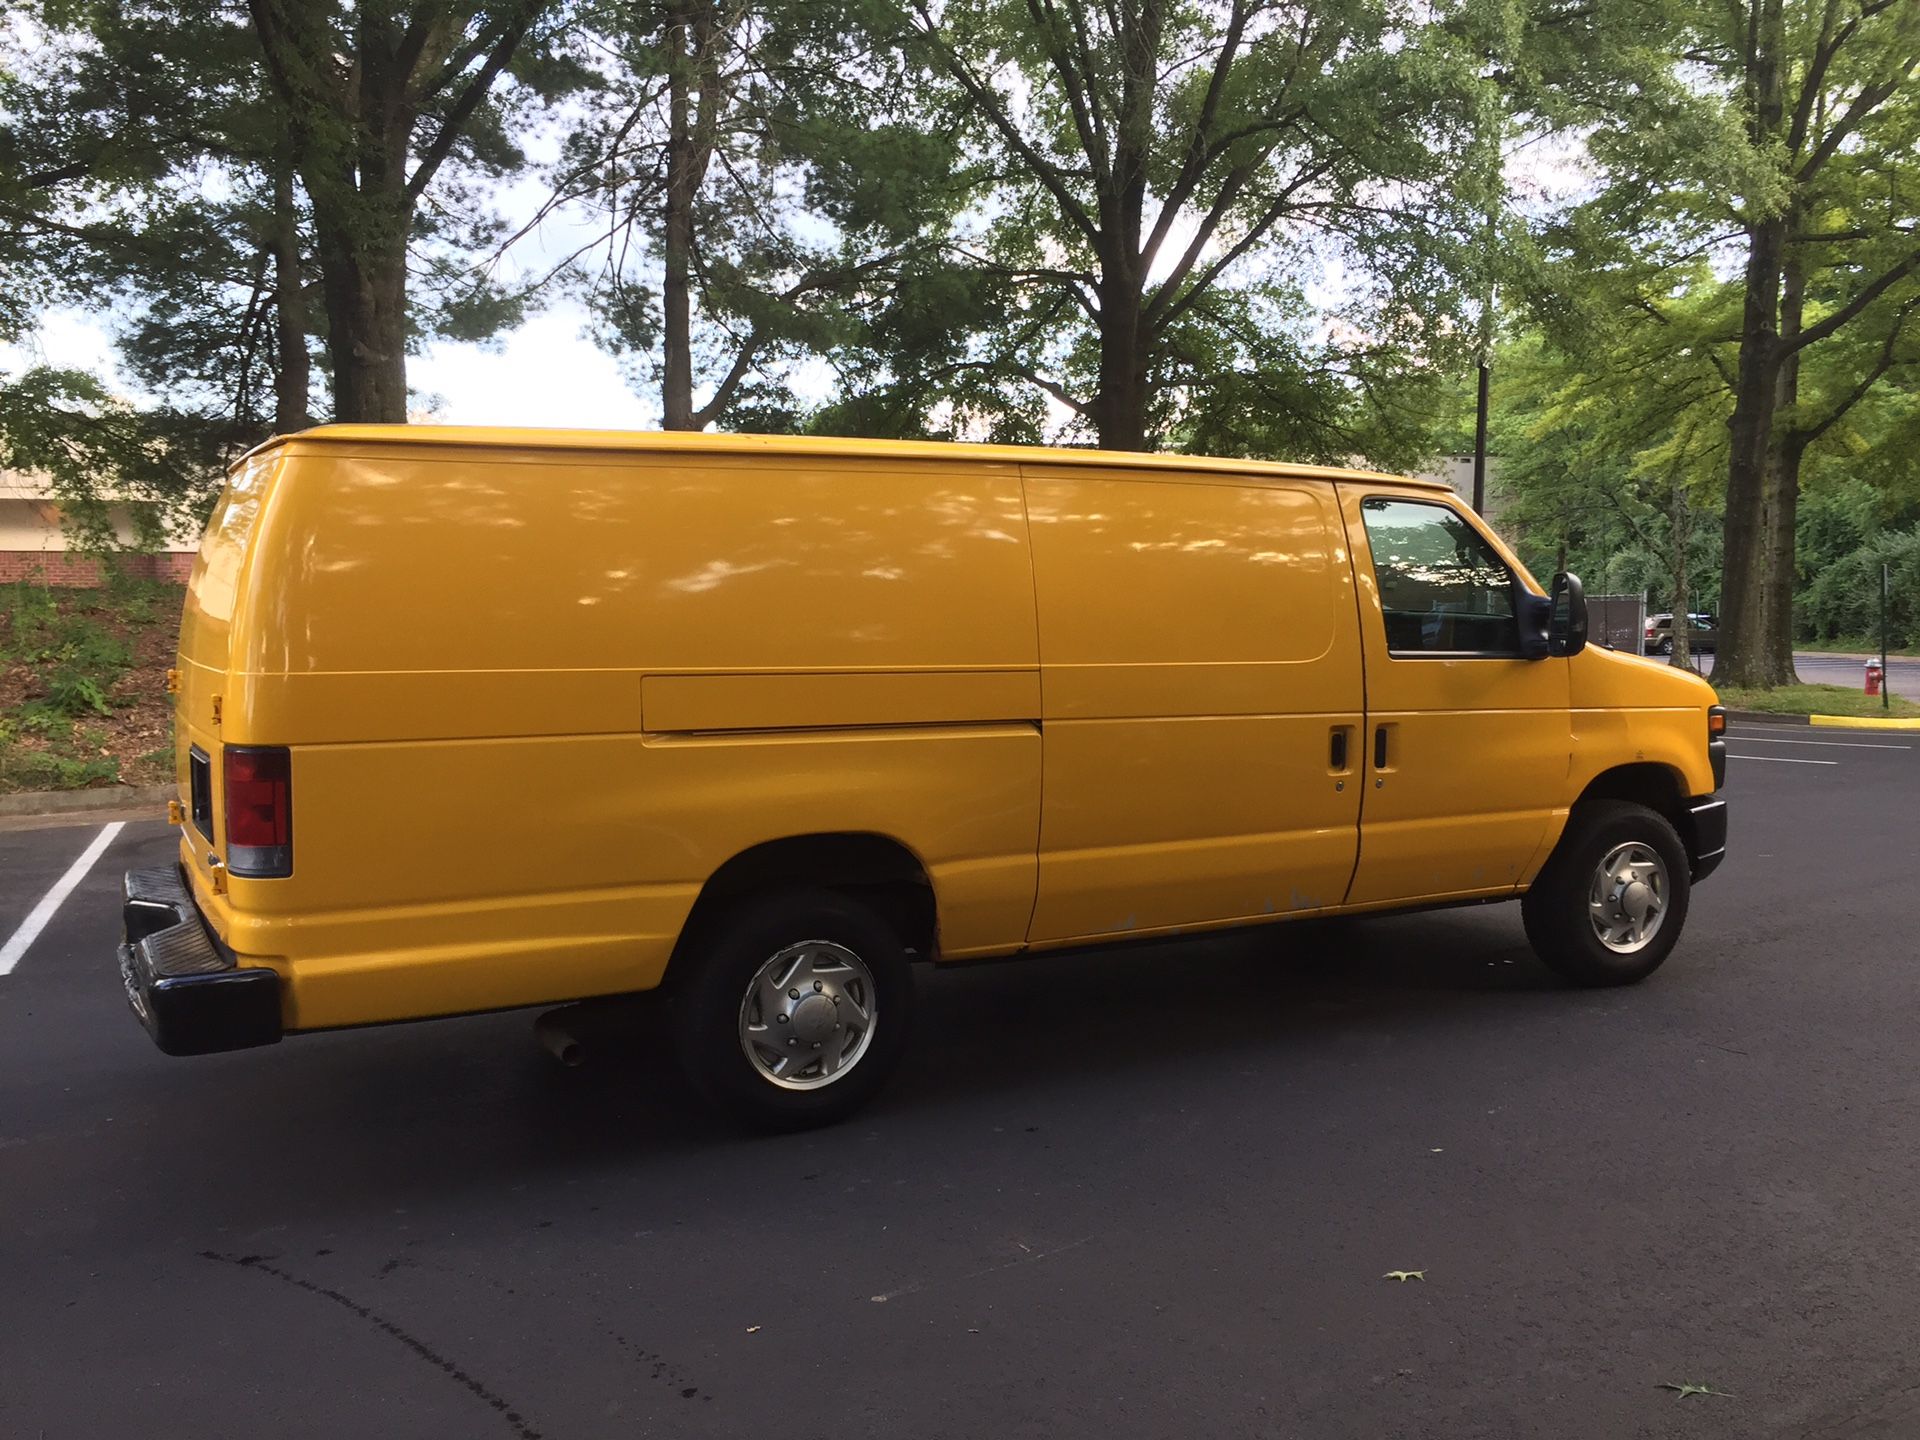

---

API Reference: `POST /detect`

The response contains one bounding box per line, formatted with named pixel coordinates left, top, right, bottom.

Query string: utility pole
left=1472, top=257, right=1496, bottom=514
left=1883, top=562, right=1891, bottom=710
left=1472, top=357, right=1489, bottom=515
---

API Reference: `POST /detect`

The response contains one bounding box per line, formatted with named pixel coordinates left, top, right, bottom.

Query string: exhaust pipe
left=535, top=1008, right=585, bottom=1067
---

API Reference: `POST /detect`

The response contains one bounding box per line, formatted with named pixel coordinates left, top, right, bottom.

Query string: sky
left=5, top=300, right=657, bottom=429
left=411, top=307, right=654, bottom=427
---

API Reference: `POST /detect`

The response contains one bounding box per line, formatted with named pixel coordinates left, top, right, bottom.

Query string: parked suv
left=1646, top=612, right=1717, bottom=656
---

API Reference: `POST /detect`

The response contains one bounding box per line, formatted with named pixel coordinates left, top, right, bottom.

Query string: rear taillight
left=1645, top=622, right=1656, bottom=636
left=224, top=745, right=292, bottom=877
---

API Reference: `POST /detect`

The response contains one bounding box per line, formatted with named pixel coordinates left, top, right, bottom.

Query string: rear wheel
left=1522, top=800, right=1690, bottom=987
left=670, top=886, right=913, bottom=1131
left=1655, top=636, right=1674, bottom=655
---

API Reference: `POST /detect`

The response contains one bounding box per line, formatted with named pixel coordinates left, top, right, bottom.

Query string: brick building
left=0, top=470, right=196, bottom=585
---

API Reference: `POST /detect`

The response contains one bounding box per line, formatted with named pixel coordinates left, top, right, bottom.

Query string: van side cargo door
left=1021, top=467, right=1366, bottom=942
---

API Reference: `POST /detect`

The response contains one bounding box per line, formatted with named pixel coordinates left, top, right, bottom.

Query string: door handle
left=1374, top=725, right=1389, bottom=769
left=1330, top=727, right=1348, bottom=770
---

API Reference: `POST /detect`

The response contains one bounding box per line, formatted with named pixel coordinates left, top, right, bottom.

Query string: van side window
left=1360, top=498, right=1518, bottom=657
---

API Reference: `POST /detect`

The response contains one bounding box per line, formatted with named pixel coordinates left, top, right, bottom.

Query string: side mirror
left=1517, top=580, right=1552, bottom=660
left=1550, top=571, right=1588, bottom=657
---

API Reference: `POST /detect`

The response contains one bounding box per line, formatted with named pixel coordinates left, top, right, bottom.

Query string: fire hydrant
left=1865, top=661, right=1884, bottom=696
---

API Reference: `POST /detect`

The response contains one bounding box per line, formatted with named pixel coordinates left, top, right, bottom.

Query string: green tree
left=246, top=0, right=584, bottom=421
left=0, top=2, right=275, bottom=533
left=883, top=0, right=1512, bottom=453
left=1529, top=0, right=1920, bottom=687
left=544, top=0, right=953, bottom=430
left=1490, top=320, right=1728, bottom=667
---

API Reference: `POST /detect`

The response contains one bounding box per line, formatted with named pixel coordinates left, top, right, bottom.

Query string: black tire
left=669, top=885, right=913, bottom=1131
left=1656, top=636, right=1674, bottom=655
left=1521, top=800, right=1691, bottom=987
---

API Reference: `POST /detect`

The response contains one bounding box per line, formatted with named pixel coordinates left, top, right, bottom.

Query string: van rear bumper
left=1686, top=797, right=1728, bottom=883
left=118, top=865, right=282, bottom=1056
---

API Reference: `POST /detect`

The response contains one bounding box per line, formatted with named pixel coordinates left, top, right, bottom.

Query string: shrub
left=47, top=667, right=112, bottom=717
left=0, top=750, right=119, bottom=791
left=1798, top=526, right=1920, bottom=648
left=0, top=582, right=60, bottom=661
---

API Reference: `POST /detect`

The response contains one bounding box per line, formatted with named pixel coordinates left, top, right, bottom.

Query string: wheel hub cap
left=1620, top=879, right=1652, bottom=921
left=1588, top=842, right=1669, bottom=954
left=738, top=940, right=877, bottom=1091
left=789, top=993, right=839, bottom=1044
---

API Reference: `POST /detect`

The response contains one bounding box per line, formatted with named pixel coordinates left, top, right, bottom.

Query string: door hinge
left=211, top=694, right=223, bottom=726
left=206, top=854, right=228, bottom=895
left=166, top=798, right=184, bottom=827
left=164, top=667, right=180, bottom=695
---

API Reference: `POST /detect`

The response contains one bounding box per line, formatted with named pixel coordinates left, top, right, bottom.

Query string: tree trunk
left=661, top=2, right=697, bottom=431
left=657, top=1, right=727, bottom=431
left=1715, top=218, right=1785, bottom=686
left=1715, top=0, right=1795, bottom=688
left=314, top=213, right=410, bottom=423
left=1668, top=478, right=1692, bottom=670
left=1093, top=273, right=1149, bottom=451
left=1752, top=239, right=1808, bottom=680
left=1089, top=6, right=1157, bottom=453
left=272, top=140, right=310, bottom=433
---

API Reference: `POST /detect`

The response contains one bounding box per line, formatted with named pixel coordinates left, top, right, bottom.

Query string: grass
left=1, top=576, right=183, bottom=793
left=1714, top=682, right=1920, bottom=719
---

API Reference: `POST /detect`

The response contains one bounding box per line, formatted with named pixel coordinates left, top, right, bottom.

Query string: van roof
left=250, top=425, right=1448, bottom=490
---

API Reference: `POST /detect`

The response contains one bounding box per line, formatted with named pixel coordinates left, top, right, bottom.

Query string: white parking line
left=0, top=822, right=124, bottom=976
left=1726, top=735, right=1910, bottom=750
left=1726, top=754, right=1839, bottom=765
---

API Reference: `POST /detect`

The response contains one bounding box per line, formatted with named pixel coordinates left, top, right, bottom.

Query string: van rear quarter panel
left=173, top=451, right=280, bottom=883
left=213, top=444, right=1042, bottom=1029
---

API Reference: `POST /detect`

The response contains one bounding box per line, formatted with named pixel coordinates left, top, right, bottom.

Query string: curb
left=1808, top=714, right=1920, bottom=731
left=1720, top=709, right=1918, bottom=730
left=0, top=784, right=173, bottom=819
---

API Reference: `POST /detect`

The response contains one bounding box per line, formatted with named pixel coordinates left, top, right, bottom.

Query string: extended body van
left=119, top=428, right=1728, bottom=1128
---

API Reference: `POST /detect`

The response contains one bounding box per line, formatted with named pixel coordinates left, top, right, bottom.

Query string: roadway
left=3, top=721, right=1919, bottom=1438
left=1692, top=649, right=1916, bottom=693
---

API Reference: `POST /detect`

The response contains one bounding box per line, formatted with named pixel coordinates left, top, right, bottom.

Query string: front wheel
left=1522, top=801, right=1691, bottom=987
left=670, top=886, right=913, bottom=1131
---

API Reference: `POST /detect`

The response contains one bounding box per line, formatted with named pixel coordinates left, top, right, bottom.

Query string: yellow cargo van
left=119, top=427, right=1727, bottom=1128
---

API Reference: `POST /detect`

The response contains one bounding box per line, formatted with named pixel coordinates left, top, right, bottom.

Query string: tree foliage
left=1520, top=0, right=1920, bottom=684
left=3, top=0, right=1917, bottom=686
left=248, top=0, right=591, bottom=422
left=545, top=0, right=953, bottom=431
left=858, top=0, right=1515, bottom=455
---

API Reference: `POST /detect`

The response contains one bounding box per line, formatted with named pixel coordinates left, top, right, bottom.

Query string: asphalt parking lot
left=3, top=721, right=1918, bottom=1439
